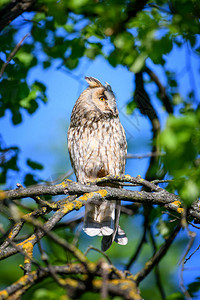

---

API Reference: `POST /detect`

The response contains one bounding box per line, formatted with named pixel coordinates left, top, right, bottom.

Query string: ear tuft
left=105, top=81, right=113, bottom=92
left=85, top=76, right=103, bottom=88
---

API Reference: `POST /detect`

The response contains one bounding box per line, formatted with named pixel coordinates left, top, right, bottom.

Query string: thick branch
left=125, top=0, right=148, bottom=21
left=144, top=66, right=173, bottom=114
left=0, top=0, right=149, bottom=33
left=5, top=177, right=175, bottom=204
left=4, top=176, right=200, bottom=222
left=0, top=263, right=142, bottom=300
left=0, top=0, right=37, bottom=32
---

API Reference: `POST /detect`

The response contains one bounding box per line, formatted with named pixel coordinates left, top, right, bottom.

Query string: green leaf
left=24, top=173, right=39, bottom=186
left=129, top=53, right=147, bottom=73
left=19, top=90, right=37, bottom=109
left=157, top=219, right=170, bottom=238
left=85, top=46, right=101, bottom=60
left=181, top=179, right=199, bottom=205
left=0, top=79, right=29, bottom=104
left=15, top=52, right=34, bottom=67
left=160, top=110, right=200, bottom=204
left=126, top=100, right=137, bottom=115
left=108, top=50, right=120, bottom=67
left=172, top=93, right=183, bottom=105
left=0, top=0, right=11, bottom=9
left=12, top=110, right=22, bottom=125
left=32, top=287, right=63, bottom=299
left=166, top=292, right=184, bottom=300
left=27, top=99, right=39, bottom=114
left=188, top=276, right=200, bottom=297
left=113, top=32, right=134, bottom=50
left=67, top=0, right=90, bottom=9
left=64, top=57, right=79, bottom=70
left=27, top=159, right=43, bottom=170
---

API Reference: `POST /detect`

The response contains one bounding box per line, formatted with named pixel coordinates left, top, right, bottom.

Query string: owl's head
left=70, top=77, right=119, bottom=126
left=80, top=76, right=118, bottom=118
left=82, top=76, right=118, bottom=117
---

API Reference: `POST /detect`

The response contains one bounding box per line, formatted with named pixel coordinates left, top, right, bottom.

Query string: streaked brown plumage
left=67, top=77, right=128, bottom=251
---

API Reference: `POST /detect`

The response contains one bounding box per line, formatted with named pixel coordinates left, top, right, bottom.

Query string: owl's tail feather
left=101, top=226, right=128, bottom=251
left=83, top=201, right=115, bottom=237
left=114, top=226, right=128, bottom=245
left=84, top=200, right=128, bottom=251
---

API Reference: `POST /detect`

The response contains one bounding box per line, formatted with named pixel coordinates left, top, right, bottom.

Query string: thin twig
left=134, top=221, right=182, bottom=284
left=126, top=218, right=147, bottom=270
left=0, top=33, right=31, bottom=77
left=162, top=211, right=200, bottom=230
left=37, top=238, right=67, bottom=288
left=179, top=232, right=195, bottom=299
left=101, top=261, right=109, bottom=299
left=179, top=211, right=195, bottom=300
left=148, top=226, right=166, bottom=300
left=84, top=246, right=113, bottom=265
left=184, top=244, right=200, bottom=264
left=127, top=152, right=165, bottom=159
left=151, top=179, right=173, bottom=184
left=90, top=174, right=164, bottom=192
left=0, top=226, right=43, bottom=271
left=147, top=3, right=172, bottom=13
left=22, top=16, right=41, bottom=25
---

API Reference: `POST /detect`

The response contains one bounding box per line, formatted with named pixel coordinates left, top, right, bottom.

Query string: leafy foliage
left=160, top=110, right=200, bottom=204
left=0, top=0, right=200, bottom=299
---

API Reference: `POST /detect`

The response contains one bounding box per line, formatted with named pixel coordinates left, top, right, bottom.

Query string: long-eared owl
left=67, top=77, right=128, bottom=251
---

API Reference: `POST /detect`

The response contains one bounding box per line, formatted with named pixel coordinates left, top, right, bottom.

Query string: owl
left=67, top=77, right=128, bottom=251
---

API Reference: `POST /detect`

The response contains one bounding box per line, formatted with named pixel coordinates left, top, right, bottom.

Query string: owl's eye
left=99, top=96, right=106, bottom=101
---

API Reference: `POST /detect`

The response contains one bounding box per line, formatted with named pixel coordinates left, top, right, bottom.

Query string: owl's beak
left=107, top=99, right=118, bottom=116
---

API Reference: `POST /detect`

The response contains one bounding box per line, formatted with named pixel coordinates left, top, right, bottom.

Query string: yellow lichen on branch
left=0, top=271, right=38, bottom=299
left=62, top=201, right=75, bottom=214
left=177, top=207, right=184, bottom=214
left=22, top=242, right=33, bottom=264
left=64, top=278, right=79, bottom=288
left=0, top=191, right=6, bottom=200
left=17, top=235, right=35, bottom=248
left=16, top=235, right=35, bottom=267
left=172, top=200, right=182, bottom=207
left=171, top=200, right=184, bottom=214
left=92, top=278, right=141, bottom=300
left=79, top=190, right=107, bottom=202
left=73, top=200, right=83, bottom=210
left=0, top=290, right=9, bottom=299
left=98, top=189, right=107, bottom=197
left=59, top=179, right=72, bottom=188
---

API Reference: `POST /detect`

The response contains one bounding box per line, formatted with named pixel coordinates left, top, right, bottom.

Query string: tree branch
left=0, top=263, right=142, bottom=300
left=134, top=221, right=182, bottom=284
left=0, top=33, right=30, bottom=77
left=0, top=0, right=37, bottom=32
left=0, top=176, right=198, bottom=299
left=148, top=225, right=166, bottom=299
left=126, top=217, right=148, bottom=270
left=3, top=176, right=200, bottom=222
left=144, top=66, right=173, bottom=114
